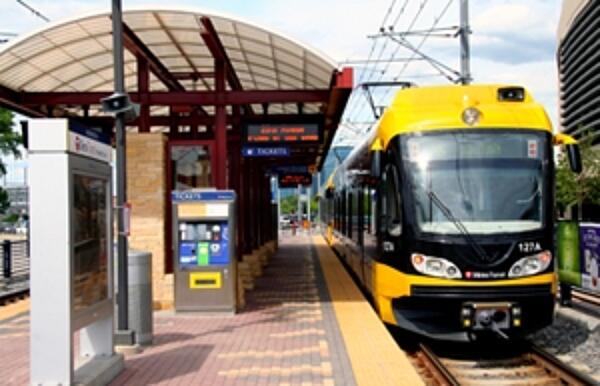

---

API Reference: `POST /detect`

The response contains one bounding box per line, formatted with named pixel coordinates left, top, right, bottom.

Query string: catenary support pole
left=459, top=0, right=471, bottom=85
left=112, top=0, right=131, bottom=338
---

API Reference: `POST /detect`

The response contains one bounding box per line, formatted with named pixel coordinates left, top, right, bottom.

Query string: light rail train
left=320, top=84, right=581, bottom=339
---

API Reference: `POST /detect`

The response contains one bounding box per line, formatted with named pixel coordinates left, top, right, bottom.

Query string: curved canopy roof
left=0, top=6, right=338, bottom=115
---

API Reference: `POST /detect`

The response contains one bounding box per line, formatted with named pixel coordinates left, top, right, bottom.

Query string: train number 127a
left=518, top=241, right=542, bottom=253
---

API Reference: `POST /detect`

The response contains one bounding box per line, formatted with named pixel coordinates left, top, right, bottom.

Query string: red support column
left=215, top=60, right=227, bottom=189
left=137, top=57, right=150, bottom=132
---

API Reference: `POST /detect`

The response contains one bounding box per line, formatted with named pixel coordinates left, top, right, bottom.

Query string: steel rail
left=417, top=343, right=460, bottom=386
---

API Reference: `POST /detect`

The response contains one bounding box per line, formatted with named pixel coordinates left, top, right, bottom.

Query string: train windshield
left=401, top=131, right=549, bottom=235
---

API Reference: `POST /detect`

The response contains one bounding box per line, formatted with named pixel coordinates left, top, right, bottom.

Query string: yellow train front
left=321, top=84, right=580, bottom=340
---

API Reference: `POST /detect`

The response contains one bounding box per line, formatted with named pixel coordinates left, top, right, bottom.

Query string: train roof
left=324, top=83, right=553, bottom=187
left=375, top=84, right=553, bottom=149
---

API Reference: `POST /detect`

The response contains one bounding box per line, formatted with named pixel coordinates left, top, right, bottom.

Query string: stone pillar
left=126, top=133, right=173, bottom=309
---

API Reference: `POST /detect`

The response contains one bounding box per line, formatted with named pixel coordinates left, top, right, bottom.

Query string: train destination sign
left=279, top=173, right=312, bottom=187
left=245, top=123, right=320, bottom=144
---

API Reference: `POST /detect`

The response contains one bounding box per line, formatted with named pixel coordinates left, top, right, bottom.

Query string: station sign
left=69, top=121, right=112, bottom=163
left=242, top=146, right=290, bottom=157
left=171, top=190, right=236, bottom=202
left=244, top=123, right=320, bottom=144
left=279, top=173, right=312, bottom=187
left=270, top=165, right=308, bottom=174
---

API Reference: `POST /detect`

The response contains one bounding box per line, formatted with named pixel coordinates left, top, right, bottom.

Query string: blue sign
left=69, top=120, right=111, bottom=145
left=171, top=190, right=235, bottom=202
left=242, top=146, right=290, bottom=157
left=580, top=223, right=600, bottom=294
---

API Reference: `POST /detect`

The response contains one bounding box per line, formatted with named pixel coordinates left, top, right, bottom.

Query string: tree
left=555, top=132, right=600, bottom=219
left=0, top=108, right=22, bottom=214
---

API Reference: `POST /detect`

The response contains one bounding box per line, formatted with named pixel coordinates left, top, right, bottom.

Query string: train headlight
left=508, top=250, right=552, bottom=278
left=411, top=253, right=462, bottom=279
left=462, top=107, right=481, bottom=126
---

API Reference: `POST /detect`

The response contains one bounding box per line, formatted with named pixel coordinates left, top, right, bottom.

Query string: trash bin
left=115, top=249, right=153, bottom=345
left=128, top=250, right=153, bottom=345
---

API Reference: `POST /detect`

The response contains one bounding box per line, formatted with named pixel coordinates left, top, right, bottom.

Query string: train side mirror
left=371, top=150, right=382, bottom=179
left=567, top=144, right=582, bottom=174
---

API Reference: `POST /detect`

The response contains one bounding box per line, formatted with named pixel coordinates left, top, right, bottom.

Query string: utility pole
left=111, top=0, right=134, bottom=345
left=459, top=0, right=471, bottom=85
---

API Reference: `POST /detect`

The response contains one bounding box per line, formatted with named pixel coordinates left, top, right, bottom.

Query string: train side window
left=348, top=191, right=353, bottom=239
left=383, top=166, right=402, bottom=237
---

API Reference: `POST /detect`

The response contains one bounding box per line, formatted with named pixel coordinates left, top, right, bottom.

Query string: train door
left=378, top=164, right=402, bottom=261
left=363, top=186, right=377, bottom=292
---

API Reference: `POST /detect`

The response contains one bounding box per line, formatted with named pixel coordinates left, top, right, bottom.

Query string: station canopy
left=0, top=6, right=352, bottom=168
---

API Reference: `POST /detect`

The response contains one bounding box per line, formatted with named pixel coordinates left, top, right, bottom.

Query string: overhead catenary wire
left=16, top=0, right=50, bottom=22
left=342, top=0, right=413, bottom=125
left=343, top=0, right=400, bottom=121
left=346, top=0, right=432, bottom=125
left=336, top=0, right=407, bottom=143
left=354, top=0, right=456, bottom=127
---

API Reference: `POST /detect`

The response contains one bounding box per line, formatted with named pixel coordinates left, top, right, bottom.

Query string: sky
left=1, top=0, right=563, bottom=144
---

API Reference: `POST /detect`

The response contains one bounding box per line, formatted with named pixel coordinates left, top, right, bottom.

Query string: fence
left=1, top=239, right=30, bottom=296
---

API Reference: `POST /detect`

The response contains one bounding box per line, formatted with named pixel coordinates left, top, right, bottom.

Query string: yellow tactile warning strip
left=0, top=299, right=29, bottom=322
left=313, top=236, right=425, bottom=386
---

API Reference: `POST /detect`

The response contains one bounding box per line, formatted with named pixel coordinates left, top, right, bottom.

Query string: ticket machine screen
left=178, top=221, right=229, bottom=267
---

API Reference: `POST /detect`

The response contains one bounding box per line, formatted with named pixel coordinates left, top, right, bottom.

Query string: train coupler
left=460, top=302, right=522, bottom=332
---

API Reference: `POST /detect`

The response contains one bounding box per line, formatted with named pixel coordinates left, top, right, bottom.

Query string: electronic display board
left=279, top=173, right=312, bottom=187
left=245, top=123, right=320, bottom=144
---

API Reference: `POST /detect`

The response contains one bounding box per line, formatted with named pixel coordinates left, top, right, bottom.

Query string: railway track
left=572, top=289, right=600, bottom=308
left=0, top=288, right=29, bottom=306
left=412, top=342, right=598, bottom=386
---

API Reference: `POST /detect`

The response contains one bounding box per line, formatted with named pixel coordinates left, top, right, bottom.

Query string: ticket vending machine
left=172, top=190, right=237, bottom=313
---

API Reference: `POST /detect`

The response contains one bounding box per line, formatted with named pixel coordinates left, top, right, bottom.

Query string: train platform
left=0, top=234, right=422, bottom=386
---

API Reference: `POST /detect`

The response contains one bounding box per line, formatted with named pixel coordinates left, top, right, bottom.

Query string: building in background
left=0, top=156, right=28, bottom=221
left=557, top=0, right=599, bottom=142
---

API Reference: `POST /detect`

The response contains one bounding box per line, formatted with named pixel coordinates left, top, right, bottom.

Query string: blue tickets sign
left=241, top=146, right=290, bottom=157
left=171, top=190, right=235, bottom=202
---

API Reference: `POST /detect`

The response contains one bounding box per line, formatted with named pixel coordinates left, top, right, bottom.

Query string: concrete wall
left=126, top=132, right=173, bottom=309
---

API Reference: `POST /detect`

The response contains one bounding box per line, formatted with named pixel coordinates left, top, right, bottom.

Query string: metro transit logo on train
left=464, top=271, right=507, bottom=279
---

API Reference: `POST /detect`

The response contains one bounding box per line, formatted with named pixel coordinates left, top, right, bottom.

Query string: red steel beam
left=214, top=59, right=227, bottom=189
left=137, top=57, right=151, bottom=132
left=319, top=67, right=354, bottom=169
left=0, top=85, right=44, bottom=117
left=83, top=113, right=322, bottom=128
left=21, top=90, right=330, bottom=106
left=171, top=71, right=215, bottom=81
left=199, top=17, right=243, bottom=92
left=123, top=23, right=184, bottom=92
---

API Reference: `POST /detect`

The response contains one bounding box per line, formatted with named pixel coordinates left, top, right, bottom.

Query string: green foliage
left=3, top=213, right=19, bottom=224
left=555, top=132, right=600, bottom=217
left=280, top=195, right=298, bottom=215
left=0, top=108, right=21, bottom=214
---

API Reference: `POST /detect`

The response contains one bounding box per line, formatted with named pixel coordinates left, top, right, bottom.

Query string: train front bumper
left=373, top=264, right=556, bottom=339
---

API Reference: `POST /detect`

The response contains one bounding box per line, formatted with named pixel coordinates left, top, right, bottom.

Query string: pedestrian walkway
left=0, top=234, right=423, bottom=385
left=111, top=235, right=356, bottom=386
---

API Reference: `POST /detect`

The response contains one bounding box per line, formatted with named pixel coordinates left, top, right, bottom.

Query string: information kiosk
left=172, top=190, right=237, bottom=313
left=29, top=119, right=123, bottom=385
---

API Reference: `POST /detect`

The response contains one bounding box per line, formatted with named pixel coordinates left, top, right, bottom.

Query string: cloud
left=470, top=1, right=559, bottom=64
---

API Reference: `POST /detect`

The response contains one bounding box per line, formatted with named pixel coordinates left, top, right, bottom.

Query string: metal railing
left=1, top=239, right=30, bottom=297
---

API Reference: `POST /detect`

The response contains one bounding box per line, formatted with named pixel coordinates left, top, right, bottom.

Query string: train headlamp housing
left=508, top=250, right=552, bottom=278
left=411, top=253, right=462, bottom=279
left=462, top=107, right=481, bottom=126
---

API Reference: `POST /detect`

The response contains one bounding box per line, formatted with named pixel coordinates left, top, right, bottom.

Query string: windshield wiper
left=426, top=190, right=493, bottom=264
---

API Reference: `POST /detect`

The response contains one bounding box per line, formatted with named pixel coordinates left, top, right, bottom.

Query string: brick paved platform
left=0, top=234, right=422, bottom=385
